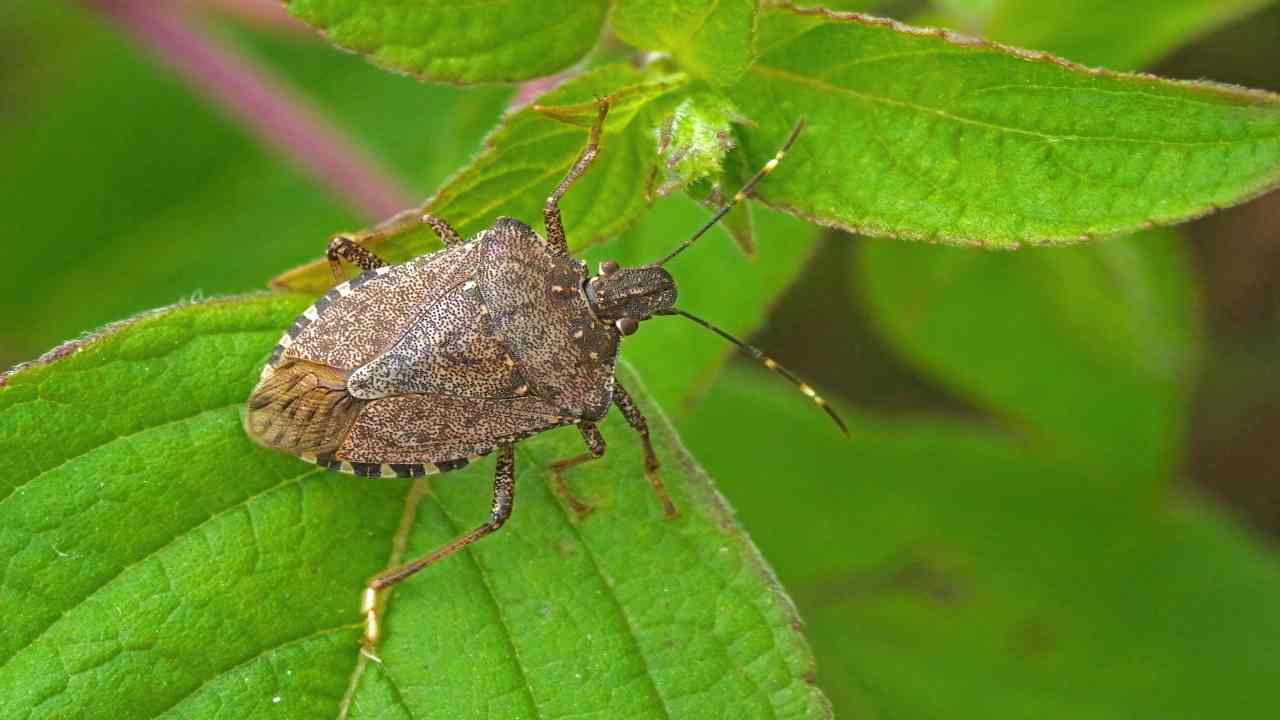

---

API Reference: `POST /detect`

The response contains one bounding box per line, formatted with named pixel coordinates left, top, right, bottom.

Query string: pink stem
left=89, top=0, right=414, bottom=222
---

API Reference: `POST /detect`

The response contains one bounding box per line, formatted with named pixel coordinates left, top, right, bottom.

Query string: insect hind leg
left=362, top=445, right=516, bottom=652
left=543, top=99, right=609, bottom=255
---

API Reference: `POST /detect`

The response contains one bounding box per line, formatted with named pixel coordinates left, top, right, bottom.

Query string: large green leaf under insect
left=0, top=294, right=829, bottom=719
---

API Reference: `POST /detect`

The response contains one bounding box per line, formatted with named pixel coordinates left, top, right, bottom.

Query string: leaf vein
left=149, top=623, right=360, bottom=719
left=1, top=397, right=253, bottom=510
left=0, top=463, right=323, bottom=671
left=520, top=447, right=675, bottom=719
left=687, top=0, right=725, bottom=47
left=372, top=663, right=417, bottom=720
left=961, top=82, right=1263, bottom=112
left=338, top=478, right=427, bottom=720
left=430, top=492, right=544, bottom=718
left=749, top=63, right=1274, bottom=148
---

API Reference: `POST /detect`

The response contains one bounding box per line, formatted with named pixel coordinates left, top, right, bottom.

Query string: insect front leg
left=613, top=381, right=678, bottom=518
left=422, top=214, right=462, bottom=245
left=547, top=422, right=607, bottom=518
left=327, top=235, right=387, bottom=282
left=543, top=99, right=609, bottom=255
left=362, top=445, right=516, bottom=652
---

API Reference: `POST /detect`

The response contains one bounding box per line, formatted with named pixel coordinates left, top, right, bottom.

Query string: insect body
left=248, top=219, right=627, bottom=480
left=243, top=101, right=844, bottom=650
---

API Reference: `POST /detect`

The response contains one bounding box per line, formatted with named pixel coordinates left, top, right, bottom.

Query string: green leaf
left=611, top=0, right=760, bottom=87
left=856, top=228, right=1201, bottom=478
left=683, top=366, right=1280, bottom=718
left=978, top=0, right=1278, bottom=71
left=722, top=4, right=1280, bottom=247
left=283, top=0, right=608, bottom=84
left=0, top=295, right=830, bottom=718
left=275, top=64, right=692, bottom=294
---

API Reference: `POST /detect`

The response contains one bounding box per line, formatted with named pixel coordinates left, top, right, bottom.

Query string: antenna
left=661, top=308, right=849, bottom=437
left=656, top=118, right=807, bottom=267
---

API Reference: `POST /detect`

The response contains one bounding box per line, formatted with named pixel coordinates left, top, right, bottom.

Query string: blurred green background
left=3, top=1, right=1278, bottom=717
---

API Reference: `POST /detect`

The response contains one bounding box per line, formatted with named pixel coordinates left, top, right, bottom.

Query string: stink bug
left=243, top=100, right=846, bottom=649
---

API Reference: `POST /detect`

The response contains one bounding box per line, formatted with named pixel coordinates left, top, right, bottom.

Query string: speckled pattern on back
left=346, top=278, right=526, bottom=400
left=339, top=393, right=569, bottom=465
left=478, top=218, right=619, bottom=420
left=245, top=218, right=620, bottom=478
left=285, top=241, right=478, bottom=373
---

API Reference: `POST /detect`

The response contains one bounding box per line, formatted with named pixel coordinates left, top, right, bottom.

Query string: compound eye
left=616, top=317, right=639, bottom=336
left=599, top=260, right=620, bottom=276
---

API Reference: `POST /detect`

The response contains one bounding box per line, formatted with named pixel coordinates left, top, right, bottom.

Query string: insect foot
left=360, top=586, right=384, bottom=662
left=647, top=457, right=677, bottom=520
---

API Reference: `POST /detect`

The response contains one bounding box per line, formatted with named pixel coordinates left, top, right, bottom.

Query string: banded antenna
left=660, top=308, right=849, bottom=437
left=656, top=118, right=807, bottom=267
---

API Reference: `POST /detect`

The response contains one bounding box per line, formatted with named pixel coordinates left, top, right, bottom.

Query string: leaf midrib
left=436, top=488, right=543, bottom=717
left=747, top=63, right=1272, bottom=148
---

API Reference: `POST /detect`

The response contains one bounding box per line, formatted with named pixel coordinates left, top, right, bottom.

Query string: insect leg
left=362, top=445, right=516, bottom=648
left=422, top=214, right=463, bottom=246
left=612, top=381, right=678, bottom=518
left=326, top=209, right=466, bottom=282
left=327, top=235, right=387, bottom=282
left=547, top=423, right=606, bottom=517
left=543, top=99, right=609, bottom=255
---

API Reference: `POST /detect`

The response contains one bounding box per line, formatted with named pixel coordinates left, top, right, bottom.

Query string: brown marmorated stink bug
left=243, top=100, right=847, bottom=650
